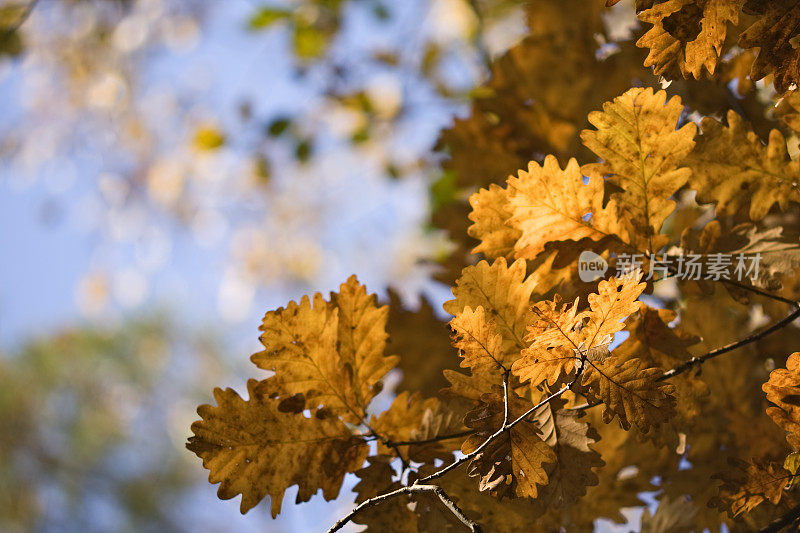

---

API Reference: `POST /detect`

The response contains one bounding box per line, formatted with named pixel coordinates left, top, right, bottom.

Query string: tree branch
left=658, top=304, right=800, bottom=381
left=758, top=502, right=800, bottom=533
left=330, top=354, right=587, bottom=532
left=326, top=484, right=482, bottom=533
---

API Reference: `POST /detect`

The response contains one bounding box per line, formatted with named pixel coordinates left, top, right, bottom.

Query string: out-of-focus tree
left=0, top=317, right=230, bottom=532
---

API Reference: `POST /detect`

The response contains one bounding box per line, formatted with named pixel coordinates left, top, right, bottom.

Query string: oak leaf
left=582, top=87, right=697, bottom=252
left=467, top=184, right=520, bottom=260
left=534, top=405, right=604, bottom=507
left=686, top=111, right=800, bottom=220
left=370, top=391, right=460, bottom=464
left=252, top=276, right=397, bottom=423
left=763, top=352, right=800, bottom=450
left=449, top=306, right=509, bottom=374
left=505, top=155, right=628, bottom=260
left=444, top=258, right=537, bottom=353
left=636, top=0, right=742, bottom=79
left=186, top=380, right=368, bottom=515
left=512, top=274, right=646, bottom=389
left=709, top=458, right=793, bottom=516
left=461, top=392, right=557, bottom=499
left=582, top=353, right=677, bottom=434
left=739, top=0, right=800, bottom=94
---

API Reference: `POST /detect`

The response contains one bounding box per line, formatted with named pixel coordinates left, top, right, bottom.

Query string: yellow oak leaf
left=636, top=0, right=742, bottom=79
left=686, top=110, right=800, bottom=220
left=581, top=87, right=697, bottom=252
left=370, top=391, right=460, bottom=464
left=512, top=274, right=645, bottom=389
left=252, top=275, right=397, bottom=424
left=467, top=183, right=520, bottom=260
left=763, top=352, right=800, bottom=450
left=511, top=295, right=584, bottom=389
left=449, top=306, right=509, bottom=374
left=444, top=258, right=537, bottom=353
left=187, top=380, right=368, bottom=515
left=506, top=155, right=628, bottom=260
left=534, top=406, right=604, bottom=507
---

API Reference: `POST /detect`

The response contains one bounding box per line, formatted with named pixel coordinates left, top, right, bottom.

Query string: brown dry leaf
left=763, top=352, right=800, bottom=450
left=533, top=406, right=604, bottom=507
left=710, top=458, right=793, bottom=516
left=252, top=275, right=397, bottom=423
left=582, top=353, right=677, bottom=433
left=505, top=155, right=629, bottom=260
left=636, top=0, right=742, bottom=79
left=370, top=391, right=459, bottom=464
left=386, top=290, right=455, bottom=397
left=444, top=258, right=537, bottom=353
left=186, top=380, right=368, bottom=515
left=352, top=456, right=417, bottom=532
left=582, top=87, right=697, bottom=252
left=739, top=0, right=800, bottom=94
left=461, top=392, right=557, bottom=499
left=686, top=111, right=800, bottom=220
left=467, top=184, right=520, bottom=260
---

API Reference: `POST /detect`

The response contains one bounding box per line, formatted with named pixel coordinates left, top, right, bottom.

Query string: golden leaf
left=370, top=391, right=459, bottom=464
left=252, top=276, right=397, bottom=423
left=763, top=352, right=800, bottom=450
left=686, top=111, right=800, bottom=220
left=534, top=406, right=604, bottom=507
left=636, top=0, right=742, bottom=79
left=449, top=306, right=509, bottom=374
left=512, top=274, right=645, bottom=389
left=511, top=296, right=584, bottom=389
left=467, top=183, right=520, bottom=260
left=506, top=155, right=628, bottom=260
left=187, top=380, right=368, bottom=515
left=581, top=87, right=697, bottom=252
left=444, top=258, right=537, bottom=353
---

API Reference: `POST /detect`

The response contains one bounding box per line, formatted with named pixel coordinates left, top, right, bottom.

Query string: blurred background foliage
left=0, top=0, right=530, bottom=530
left=10, top=0, right=795, bottom=530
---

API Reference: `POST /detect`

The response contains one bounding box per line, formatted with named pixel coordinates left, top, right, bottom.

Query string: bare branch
left=502, top=369, right=510, bottom=428
left=384, top=429, right=476, bottom=447
left=326, top=484, right=482, bottom=533
left=758, top=502, right=800, bottom=533
left=658, top=305, right=800, bottom=381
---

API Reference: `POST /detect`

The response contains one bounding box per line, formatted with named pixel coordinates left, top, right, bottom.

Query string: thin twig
left=329, top=356, right=587, bottom=532
left=758, top=502, right=800, bottom=533
left=502, top=370, right=510, bottom=428
left=326, top=484, right=482, bottom=533
left=658, top=305, right=800, bottom=381
left=384, top=429, right=476, bottom=447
